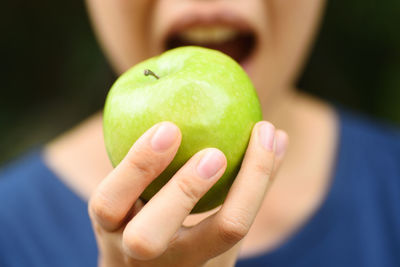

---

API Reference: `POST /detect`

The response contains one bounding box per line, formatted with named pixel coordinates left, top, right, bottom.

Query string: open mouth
left=164, top=24, right=257, bottom=67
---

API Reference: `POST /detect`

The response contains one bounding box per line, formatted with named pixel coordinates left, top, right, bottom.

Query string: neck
left=259, top=88, right=307, bottom=139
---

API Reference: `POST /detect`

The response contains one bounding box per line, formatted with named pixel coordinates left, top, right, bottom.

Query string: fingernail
left=259, top=122, right=275, bottom=151
left=275, top=131, right=288, bottom=157
left=151, top=122, right=179, bottom=152
left=196, top=149, right=225, bottom=179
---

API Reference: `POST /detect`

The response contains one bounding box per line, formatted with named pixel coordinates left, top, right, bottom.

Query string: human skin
left=90, top=121, right=287, bottom=266
left=44, top=0, right=339, bottom=266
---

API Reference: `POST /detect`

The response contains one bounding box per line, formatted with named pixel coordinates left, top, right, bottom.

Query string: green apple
left=103, top=46, right=262, bottom=213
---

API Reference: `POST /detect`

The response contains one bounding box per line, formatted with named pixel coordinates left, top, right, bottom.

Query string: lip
left=162, top=12, right=254, bottom=43
left=160, top=11, right=258, bottom=73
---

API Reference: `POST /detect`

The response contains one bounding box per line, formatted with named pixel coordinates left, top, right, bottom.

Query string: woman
left=1, top=0, right=399, bottom=266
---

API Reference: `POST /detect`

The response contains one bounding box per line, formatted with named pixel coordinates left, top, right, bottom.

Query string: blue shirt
left=1, top=109, right=400, bottom=267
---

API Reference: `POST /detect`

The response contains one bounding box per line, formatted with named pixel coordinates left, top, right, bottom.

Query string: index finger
left=89, top=122, right=181, bottom=231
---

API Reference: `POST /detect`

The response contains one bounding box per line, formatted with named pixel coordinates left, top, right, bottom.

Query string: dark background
left=1, top=1, right=399, bottom=164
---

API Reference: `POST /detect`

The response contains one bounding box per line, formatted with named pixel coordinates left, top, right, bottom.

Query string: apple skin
left=103, top=46, right=262, bottom=213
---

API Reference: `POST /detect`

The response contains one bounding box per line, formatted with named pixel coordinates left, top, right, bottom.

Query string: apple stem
left=144, top=69, right=160, bottom=79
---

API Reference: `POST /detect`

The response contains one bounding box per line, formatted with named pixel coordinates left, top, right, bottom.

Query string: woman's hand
left=89, top=121, right=288, bottom=267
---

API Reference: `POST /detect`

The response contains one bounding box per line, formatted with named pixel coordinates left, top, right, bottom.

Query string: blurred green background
left=1, top=1, right=399, bottom=164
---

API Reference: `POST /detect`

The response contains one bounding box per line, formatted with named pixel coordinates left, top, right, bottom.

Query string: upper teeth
left=179, top=26, right=238, bottom=44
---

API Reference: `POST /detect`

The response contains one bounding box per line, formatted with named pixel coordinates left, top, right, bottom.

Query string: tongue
left=166, top=33, right=255, bottom=64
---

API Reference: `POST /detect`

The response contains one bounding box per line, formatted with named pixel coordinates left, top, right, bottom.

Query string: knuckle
left=123, top=232, right=165, bottom=260
left=218, top=215, right=249, bottom=244
left=89, top=193, right=121, bottom=229
left=126, top=151, right=156, bottom=178
left=176, top=177, right=201, bottom=208
left=253, top=161, right=273, bottom=176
